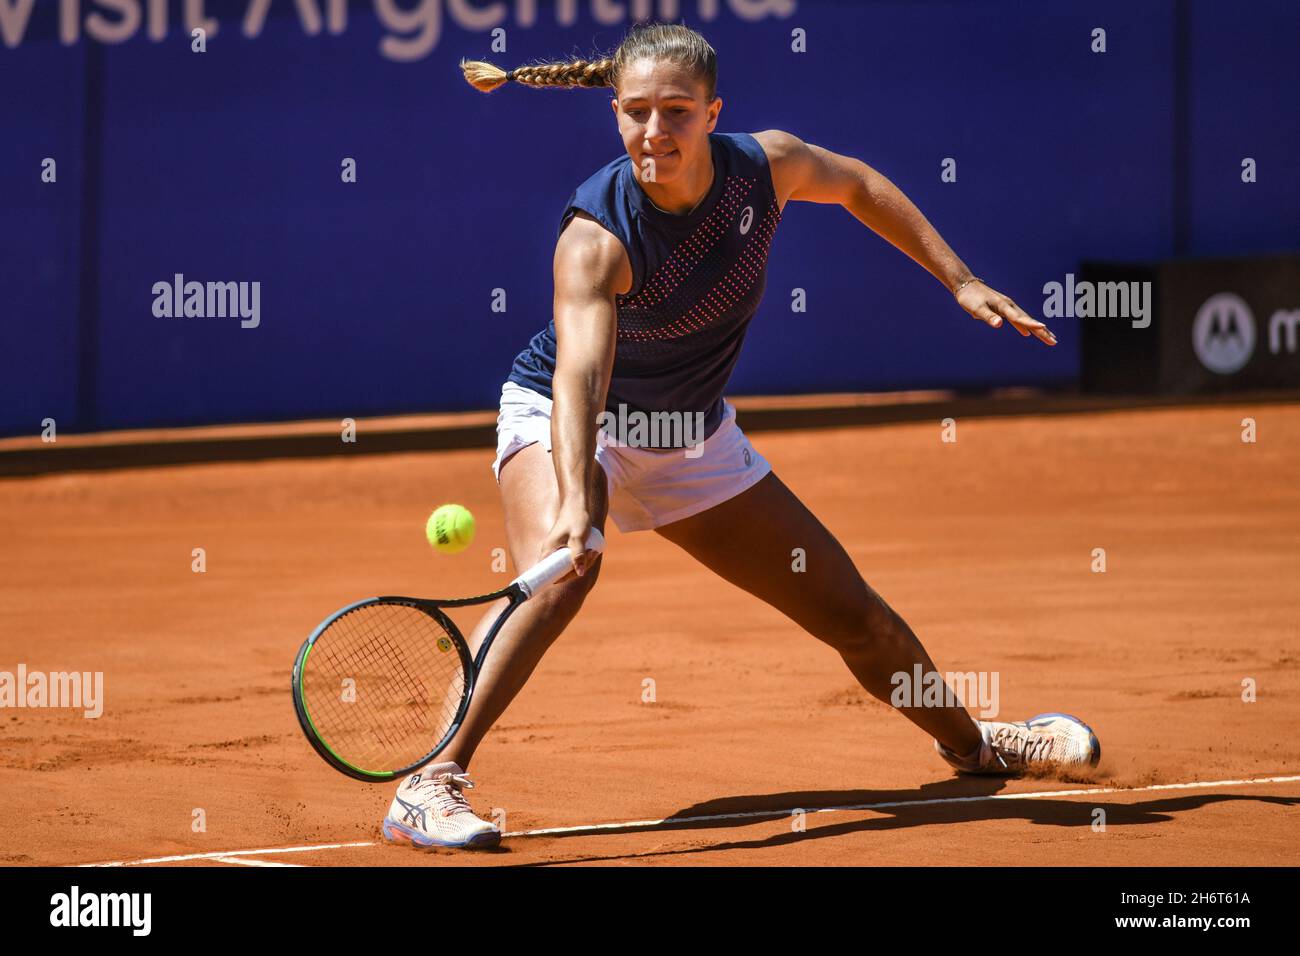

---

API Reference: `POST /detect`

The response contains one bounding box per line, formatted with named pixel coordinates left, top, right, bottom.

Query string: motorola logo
left=1192, top=293, right=1255, bottom=374
left=739, top=205, right=754, bottom=235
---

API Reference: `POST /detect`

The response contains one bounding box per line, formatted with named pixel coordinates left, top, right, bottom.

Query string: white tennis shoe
left=382, top=761, right=501, bottom=849
left=935, top=712, right=1101, bottom=775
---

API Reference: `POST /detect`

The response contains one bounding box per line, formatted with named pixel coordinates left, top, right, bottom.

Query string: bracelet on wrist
left=952, top=276, right=983, bottom=296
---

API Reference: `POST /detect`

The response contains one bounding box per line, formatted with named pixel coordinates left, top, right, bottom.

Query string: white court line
left=212, top=856, right=304, bottom=868
left=80, top=774, right=1300, bottom=866
left=80, top=842, right=373, bottom=867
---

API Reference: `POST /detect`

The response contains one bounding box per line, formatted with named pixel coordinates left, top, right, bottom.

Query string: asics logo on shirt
left=739, top=205, right=754, bottom=235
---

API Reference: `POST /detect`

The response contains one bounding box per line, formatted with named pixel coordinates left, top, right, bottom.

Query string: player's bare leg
left=655, top=471, right=983, bottom=757
left=383, top=442, right=608, bottom=848
left=438, top=441, right=609, bottom=771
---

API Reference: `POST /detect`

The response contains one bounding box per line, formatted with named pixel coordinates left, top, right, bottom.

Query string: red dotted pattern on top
left=616, top=174, right=782, bottom=347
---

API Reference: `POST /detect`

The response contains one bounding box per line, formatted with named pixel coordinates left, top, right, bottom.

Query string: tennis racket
left=291, top=528, right=605, bottom=782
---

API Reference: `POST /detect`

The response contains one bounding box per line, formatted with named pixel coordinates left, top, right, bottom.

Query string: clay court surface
left=2, top=399, right=1298, bottom=867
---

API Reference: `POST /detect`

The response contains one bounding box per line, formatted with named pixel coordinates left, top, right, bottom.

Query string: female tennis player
left=382, top=22, right=1100, bottom=850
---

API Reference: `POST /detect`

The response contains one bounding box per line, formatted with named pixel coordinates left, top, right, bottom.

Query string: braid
left=511, top=58, right=615, bottom=89
left=460, top=57, right=614, bottom=94
left=460, top=23, right=717, bottom=99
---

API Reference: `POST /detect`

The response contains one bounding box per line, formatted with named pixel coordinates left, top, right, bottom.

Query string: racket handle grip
left=513, top=528, right=606, bottom=599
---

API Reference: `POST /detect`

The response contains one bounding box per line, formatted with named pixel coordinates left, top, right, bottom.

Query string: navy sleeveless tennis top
left=507, top=131, right=782, bottom=446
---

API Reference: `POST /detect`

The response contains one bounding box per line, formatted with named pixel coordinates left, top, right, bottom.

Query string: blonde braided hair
left=460, top=22, right=717, bottom=99
left=460, top=57, right=615, bottom=93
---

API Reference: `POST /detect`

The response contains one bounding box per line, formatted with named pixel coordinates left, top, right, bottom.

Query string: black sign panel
left=1081, top=255, right=1300, bottom=394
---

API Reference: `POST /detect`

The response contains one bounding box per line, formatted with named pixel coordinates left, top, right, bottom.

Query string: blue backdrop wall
left=2, top=0, right=1297, bottom=436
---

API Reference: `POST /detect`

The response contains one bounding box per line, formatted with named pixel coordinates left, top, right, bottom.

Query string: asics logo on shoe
left=395, top=795, right=427, bottom=830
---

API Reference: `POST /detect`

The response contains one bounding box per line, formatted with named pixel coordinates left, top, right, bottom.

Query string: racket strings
left=301, top=602, right=468, bottom=774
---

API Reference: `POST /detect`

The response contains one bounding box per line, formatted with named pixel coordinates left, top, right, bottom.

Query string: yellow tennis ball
left=426, top=504, right=475, bottom=555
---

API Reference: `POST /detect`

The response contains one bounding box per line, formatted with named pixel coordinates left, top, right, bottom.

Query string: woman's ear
left=706, top=95, right=723, bottom=132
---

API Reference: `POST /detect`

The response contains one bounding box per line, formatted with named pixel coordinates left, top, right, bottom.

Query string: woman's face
left=612, top=58, right=721, bottom=187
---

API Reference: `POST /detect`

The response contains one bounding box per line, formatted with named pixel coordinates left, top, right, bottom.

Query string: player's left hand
left=956, top=280, right=1057, bottom=346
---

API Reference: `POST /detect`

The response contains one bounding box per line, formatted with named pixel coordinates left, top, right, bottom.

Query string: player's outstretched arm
left=544, top=211, right=629, bottom=575
left=754, top=129, right=1056, bottom=347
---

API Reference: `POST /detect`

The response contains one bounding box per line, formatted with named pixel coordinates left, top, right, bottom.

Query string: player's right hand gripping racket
left=291, top=528, right=604, bottom=782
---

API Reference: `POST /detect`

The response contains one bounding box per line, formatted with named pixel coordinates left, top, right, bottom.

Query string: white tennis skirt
left=491, top=381, right=772, bottom=533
